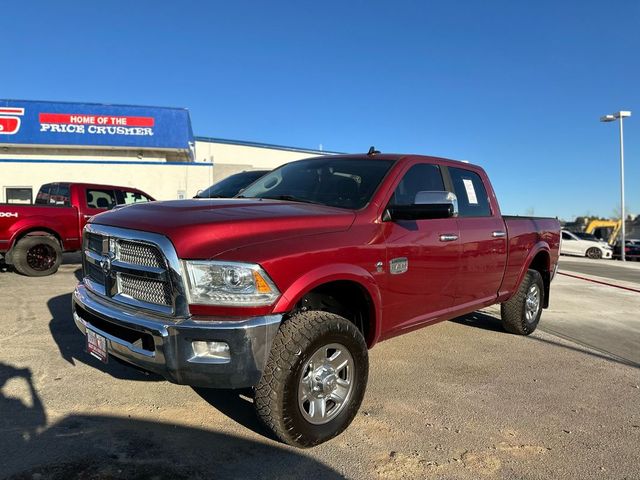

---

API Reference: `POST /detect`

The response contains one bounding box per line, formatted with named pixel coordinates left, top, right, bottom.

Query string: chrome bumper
left=72, top=284, right=282, bottom=388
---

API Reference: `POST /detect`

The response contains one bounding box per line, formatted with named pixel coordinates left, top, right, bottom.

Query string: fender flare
left=272, top=263, right=383, bottom=346
left=512, top=242, right=552, bottom=307
left=8, top=218, right=64, bottom=251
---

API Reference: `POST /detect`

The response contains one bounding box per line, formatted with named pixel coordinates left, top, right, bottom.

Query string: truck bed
left=0, top=204, right=79, bottom=253
left=501, top=215, right=561, bottom=299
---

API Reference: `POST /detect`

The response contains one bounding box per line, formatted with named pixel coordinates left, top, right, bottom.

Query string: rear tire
left=586, top=247, right=602, bottom=259
left=500, top=269, right=544, bottom=335
left=12, top=236, right=62, bottom=277
left=254, top=311, right=368, bottom=448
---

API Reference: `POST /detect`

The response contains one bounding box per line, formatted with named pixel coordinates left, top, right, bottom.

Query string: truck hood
left=90, top=199, right=356, bottom=259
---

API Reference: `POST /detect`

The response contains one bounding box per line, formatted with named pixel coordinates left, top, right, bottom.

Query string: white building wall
left=0, top=138, right=335, bottom=203
left=0, top=161, right=214, bottom=202
left=194, top=138, right=331, bottom=169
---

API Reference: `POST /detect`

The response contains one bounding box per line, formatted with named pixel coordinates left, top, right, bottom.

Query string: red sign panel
left=0, top=117, right=21, bottom=134
left=39, top=113, right=155, bottom=127
left=0, top=107, right=24, bottom=135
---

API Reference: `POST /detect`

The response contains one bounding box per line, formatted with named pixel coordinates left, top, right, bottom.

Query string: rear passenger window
left=49, top=184, right=70, bottom=206
left=86, top=189, right=116, bottom=210
left=389, top=164, right=445, bottom=206
left=35, top=185, right=51, bottom=205
left=449, top=167, right=492, bottom=217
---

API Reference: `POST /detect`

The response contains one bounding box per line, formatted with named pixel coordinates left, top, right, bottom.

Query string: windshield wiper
left=260, top=195, right=322, bottom=205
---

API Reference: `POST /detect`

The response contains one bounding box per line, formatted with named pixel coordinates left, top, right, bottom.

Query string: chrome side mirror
left=383, top=191, right=458, bottom=221
left=414, top=191, right=458, bottom=217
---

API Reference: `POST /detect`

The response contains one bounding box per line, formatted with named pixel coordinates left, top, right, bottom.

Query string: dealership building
left=0, top=99, right=333, bottom=203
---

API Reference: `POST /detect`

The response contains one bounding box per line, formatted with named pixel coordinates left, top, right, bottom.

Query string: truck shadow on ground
left=192, top=387, right=277, bottom=440
left=452, top=310, right=639, bottom=369
left=47, top=292, right=163, bottom=382
left=0, top=362, right=341, bottom=480
left=450, top=310, right=505, bottom=333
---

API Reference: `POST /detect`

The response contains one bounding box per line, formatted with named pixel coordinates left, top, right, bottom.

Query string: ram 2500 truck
left=0, top=182, right=153, bottom=276
left=72, top=153, right=560, bottom=447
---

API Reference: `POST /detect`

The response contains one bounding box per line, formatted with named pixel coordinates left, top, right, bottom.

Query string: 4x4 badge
left=389, top=257, right=409, bottom=275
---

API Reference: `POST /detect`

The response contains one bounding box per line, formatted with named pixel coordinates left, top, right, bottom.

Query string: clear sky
left=1, top=1, right=638, bottom=220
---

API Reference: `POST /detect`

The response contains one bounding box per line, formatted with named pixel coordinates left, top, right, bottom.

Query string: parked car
left=0, top=182, right=154, bottom=276
left=613, top=239, right=640, bottom=261
left=194, top=170, right=270, bottom=198
left=573, top=231, right=609, bottom=245
left=72, top=152, right=560, bottom=447
left=560, top=230, right=612, bottom=259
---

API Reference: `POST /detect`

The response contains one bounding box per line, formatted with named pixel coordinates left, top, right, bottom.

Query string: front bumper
left=72, top=284, right=282, bottom=389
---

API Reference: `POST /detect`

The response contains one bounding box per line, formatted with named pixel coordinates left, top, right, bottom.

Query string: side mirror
left=384, top=191, right=458, bottom=221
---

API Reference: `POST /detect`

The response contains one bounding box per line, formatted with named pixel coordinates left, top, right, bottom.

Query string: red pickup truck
left=0, top=182, right=153, bottom=276
left=71, top=153, right=560, bottom=447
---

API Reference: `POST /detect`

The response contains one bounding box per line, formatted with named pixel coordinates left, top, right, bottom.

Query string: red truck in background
left=71, top=153, right=560, bottom=447
left=0, top=182, right=154, bottom=276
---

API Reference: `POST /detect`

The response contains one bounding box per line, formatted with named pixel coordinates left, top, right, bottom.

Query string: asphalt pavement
left=558, top=256, right=640, bottom=285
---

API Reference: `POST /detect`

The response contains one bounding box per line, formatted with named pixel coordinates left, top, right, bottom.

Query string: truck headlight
left=182, top=260, right=280, bottom=306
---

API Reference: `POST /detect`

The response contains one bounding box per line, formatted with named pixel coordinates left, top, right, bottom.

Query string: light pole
left=600, top=110, right=631, bottom=261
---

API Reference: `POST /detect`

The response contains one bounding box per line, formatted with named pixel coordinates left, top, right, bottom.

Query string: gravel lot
left=1, top=258, right=639, bottom=479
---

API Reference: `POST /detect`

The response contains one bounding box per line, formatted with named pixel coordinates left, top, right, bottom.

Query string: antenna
left=367, top=146, right=380, bottom=156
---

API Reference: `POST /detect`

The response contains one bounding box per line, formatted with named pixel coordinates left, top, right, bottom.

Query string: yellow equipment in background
left=585, top=220, right=621, bottom=245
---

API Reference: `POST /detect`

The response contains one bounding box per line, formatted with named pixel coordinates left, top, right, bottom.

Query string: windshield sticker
left=462, top=179, right=478, bottom=204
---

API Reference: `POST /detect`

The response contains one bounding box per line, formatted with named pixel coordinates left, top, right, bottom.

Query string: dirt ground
left=1, top=259, right=638, bottom=479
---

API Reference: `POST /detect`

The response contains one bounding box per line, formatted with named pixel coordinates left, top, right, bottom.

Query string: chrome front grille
left=82, top=225, right=186, bottom=316
left=116, top=240, right=165, bottom=269
left=118, top=273, right=172, bottom=306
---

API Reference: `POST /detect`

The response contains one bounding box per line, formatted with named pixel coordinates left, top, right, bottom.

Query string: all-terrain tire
left=500, top=269, right=544, bottom=335
left=12, top=235, right=62, bottom=277
left=254, top=311, right=368, bottom=448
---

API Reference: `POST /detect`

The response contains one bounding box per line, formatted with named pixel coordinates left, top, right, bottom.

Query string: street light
left=600, top=110, right=632, bottom=262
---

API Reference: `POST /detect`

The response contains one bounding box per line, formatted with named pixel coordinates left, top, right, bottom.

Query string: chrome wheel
left=586, top=248, right=602, bottom=259
left=525, top=284, right=540, bottom=322
left=298, top=343, right=354, bottom=425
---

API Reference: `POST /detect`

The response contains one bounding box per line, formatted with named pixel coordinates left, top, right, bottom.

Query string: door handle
left=492, top=231, right=506, bottom=238
left=439, top=234, right=459, bottom=242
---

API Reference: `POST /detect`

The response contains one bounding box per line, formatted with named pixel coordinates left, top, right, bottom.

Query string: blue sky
left=1, top=1, right=638, bottom=220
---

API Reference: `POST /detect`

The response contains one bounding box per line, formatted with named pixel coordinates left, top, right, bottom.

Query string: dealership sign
left=0, top=100, right=194, bottom=157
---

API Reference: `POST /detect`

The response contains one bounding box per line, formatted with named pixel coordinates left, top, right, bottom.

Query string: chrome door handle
left=439, top=234, right=459, bottom=242
left=492, top=231, right=506, bottom=238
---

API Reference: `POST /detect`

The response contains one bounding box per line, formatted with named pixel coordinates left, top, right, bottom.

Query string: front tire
left=254, top=311, right=369, bottom=448
left=586, top=247, right=603, bottom=259
left=500, top=269, right=544, bottom=335
left=12, top=235, right=62, bottom=277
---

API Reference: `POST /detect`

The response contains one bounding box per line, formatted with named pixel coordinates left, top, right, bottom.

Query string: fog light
left=191, top=340, right=230, bottom=363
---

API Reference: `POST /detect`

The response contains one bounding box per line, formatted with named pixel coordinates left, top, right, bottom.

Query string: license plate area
left=87, top=328, right=108, bottom=363
left=76, top=304, right=156, bottom=353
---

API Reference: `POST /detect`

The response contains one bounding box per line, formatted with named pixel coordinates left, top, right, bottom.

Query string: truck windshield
left=238, top=158, right=394, bottom=209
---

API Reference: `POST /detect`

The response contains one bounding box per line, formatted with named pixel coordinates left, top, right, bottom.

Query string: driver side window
left=389, top=164, right=445, bottom=206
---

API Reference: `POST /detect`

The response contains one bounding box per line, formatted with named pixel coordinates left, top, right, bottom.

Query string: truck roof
left=311, top=153, right=480, bottom=169
left=41, top=181, right=147, bottom=191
